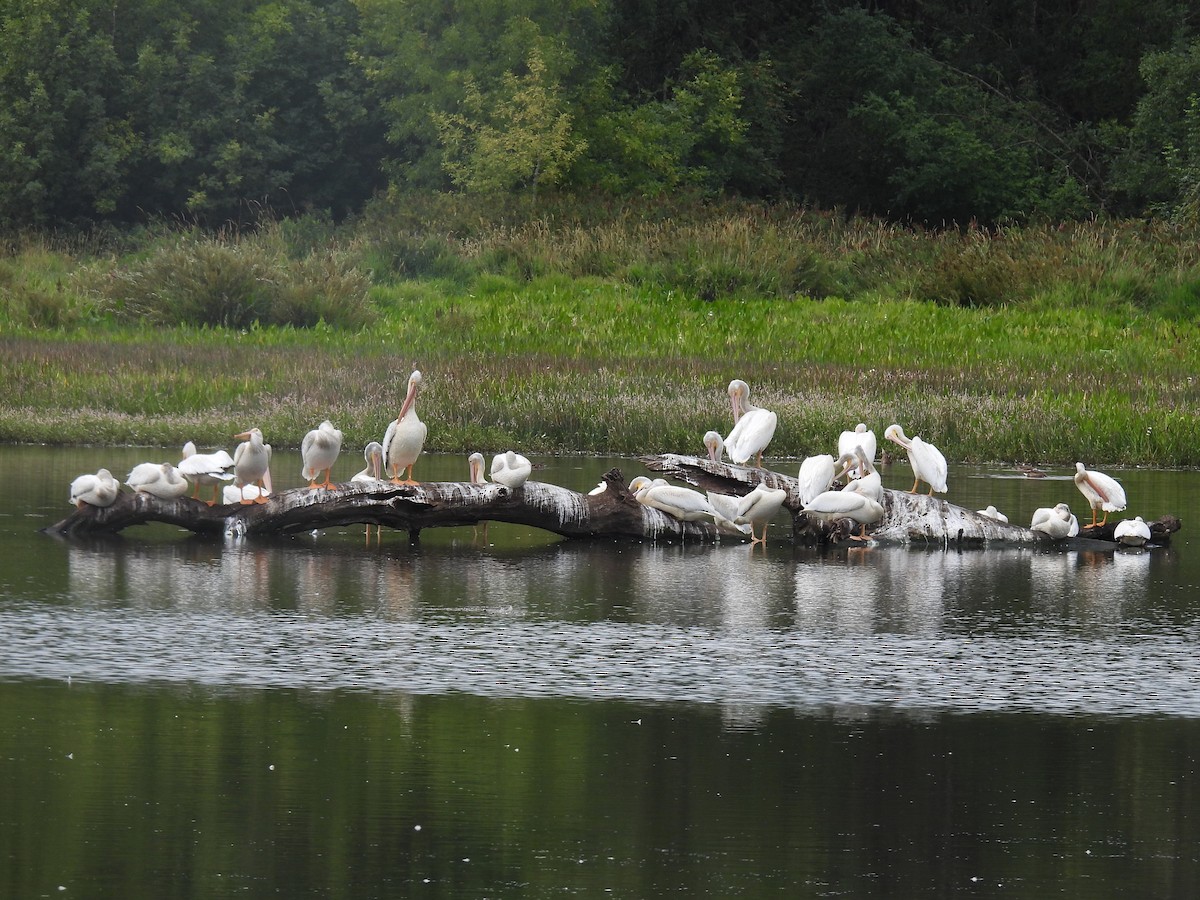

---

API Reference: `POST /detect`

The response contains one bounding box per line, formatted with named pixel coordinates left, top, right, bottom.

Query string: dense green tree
left=0, top=0, right=135, bottom=226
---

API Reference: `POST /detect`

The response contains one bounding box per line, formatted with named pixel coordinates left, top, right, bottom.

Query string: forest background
left=2, top=0, right=1200, bottom=465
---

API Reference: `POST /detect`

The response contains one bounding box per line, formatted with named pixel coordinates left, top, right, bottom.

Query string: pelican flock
left=60, top=367, right=1157, bottom=551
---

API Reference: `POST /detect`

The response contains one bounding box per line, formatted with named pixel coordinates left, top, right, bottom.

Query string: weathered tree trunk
left=43, top=469, right=728, bottom=543
left=44, top=458, right=1180, bottom=547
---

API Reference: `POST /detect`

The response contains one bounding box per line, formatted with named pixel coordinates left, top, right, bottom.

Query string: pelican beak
left=234, top=430, right=251, bottom=440
left=397, top=380, right=418, bottom=422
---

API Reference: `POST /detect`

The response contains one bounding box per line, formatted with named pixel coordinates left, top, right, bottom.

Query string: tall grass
left=3, top=194, right=1200, bottom=465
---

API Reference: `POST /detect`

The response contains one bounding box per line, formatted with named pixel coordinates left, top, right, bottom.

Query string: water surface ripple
left=3, top=604, right=1198, bottom=717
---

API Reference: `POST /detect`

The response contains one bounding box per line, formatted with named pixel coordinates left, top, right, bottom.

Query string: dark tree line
left=1, top=0, right=1196, bottom=229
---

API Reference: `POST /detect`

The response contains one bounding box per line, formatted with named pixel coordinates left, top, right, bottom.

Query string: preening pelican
left=734, top=483, right=787, bottom=545
left=352, top=442, right=386, bottom=544
left=467, top=452, right=486, bottom=485
left=838, top=447, right=883, bottom=503
left=1114, top=516, right=1151, bottom=547
left=837, top=424, right=877, bottom=475
left=384, top=370, right=427, bottom=485
left=125, top=462, right=189, bottom=500
left=1031, top=503, right=1079, bottom=539
left=632, top=478, right=724, bottom=523
left=976, top=504, right=1009, bottom=524
left=723, top=379, right=777, bottom=467
left=301, top=420, right=343, bottom=489
left=233, top=427, right=273, bottom=505
left=703, top=431, right=725, bottom=463
left=802, top=490, right=885, bottom=541
left=704, top=491, right=752, bottom=535
left=884, top=424, right=948, bottom=495
left=1073, top=462, right=1127, bottom=527
left=178, top=442, right=235, bottom=505
left=69, top=468, right=120, bottom=508
left=798, top=454, right=836, bottom=505
left=352, top=442, right=385, bottom=482
left=490, top=451, right=532, bottom=490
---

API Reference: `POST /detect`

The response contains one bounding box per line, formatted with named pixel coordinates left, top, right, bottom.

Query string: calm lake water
left=2, top=444, right=1199, bottom=898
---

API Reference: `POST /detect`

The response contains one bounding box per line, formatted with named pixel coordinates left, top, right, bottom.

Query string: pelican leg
left=322, top=469, right=335, bottom=489
left=254, top=480, right=270, bottom=504
left=208, top=485, right=221, bottom=507
left=909, top=477, right=920, bottom=493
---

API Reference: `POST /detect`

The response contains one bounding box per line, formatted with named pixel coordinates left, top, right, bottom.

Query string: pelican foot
left=239, top=499, right=255, bottom=505
left=254, top=495, right=270, bottom=504
left=307, top=482, right=322, bottom=490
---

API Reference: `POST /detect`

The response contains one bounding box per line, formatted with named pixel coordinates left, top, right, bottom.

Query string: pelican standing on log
left=384, top=370, right=427, bottom=485
left=884, top=424, right=948, bottom=495
left=301, top=420, right=343, bottom=489
left=734, top=482, right=787, bottom=545
left=233, top=427, right=273, bottom=505
left=177, top=442, right=235, bottom=505
left=724, top=379, right=777, bottom=467
left=703, top=430, right=725, bottom=463
left=1074, top=462, right=1127, bottom=527
left=838, top=424, right=877, bottom=475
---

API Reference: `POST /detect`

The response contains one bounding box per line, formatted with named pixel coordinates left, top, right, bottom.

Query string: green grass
left=2, top=194, right=1199, bottom=466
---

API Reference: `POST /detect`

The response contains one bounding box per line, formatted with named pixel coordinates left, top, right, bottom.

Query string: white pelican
left=490, top=451, right=532, bottom=490
left=1114, top=516, right=1151, bottom=547
left=734, top=482, right=788, bottom=544
left=837, top=424, right=877, bottom=475
left=351, top=442, right=386, bottom=543
left=632, top=478, right=723, bottom=523
left=838, top=447, right=883, bottom=503
left=233, top=427, right=273, bottom=505
left=802, top=490, right=885, bottom=540
left=1032, top=504, right=1080, bottom=540
left=705, top=491, right=746, bottom=530
left=703, top=430, right=725, bottom=463
left=69, top=468, right=120, bottom=508
left=798, top=454, right=836, bottom=505
left=125, top=462, right=189, bottom=500
left=467, top=452, right=486, bottom=484
left=177, top=441, right=235, bottom=505
left=352, top=442, right=386, bottom=482
left=976, top=504, right=1009, bottom=524
left=1031, top=503, right=1079, bottom=539
left=384, top=370, right=427, bottom=484
left=1073, top=462, right=1127, bottom=527
left=301, top=420, right=343, bottom=489
left=884, top=424, right=948, bottom=495
left=723, top=379, right=777, bottom=467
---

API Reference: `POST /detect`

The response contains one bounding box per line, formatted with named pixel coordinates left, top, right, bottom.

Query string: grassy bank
left=2, top=196, right=1199, bottom=466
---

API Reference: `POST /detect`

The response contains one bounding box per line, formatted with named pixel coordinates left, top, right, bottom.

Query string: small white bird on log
left=1114, top=516, right=1151, bottom=546
left=353, top=442, right=386, bottom=482
left=1073, top=462, right=1127, bottom=527
left=69, top=468, right=120, bottom=508
left=490, top=451, right=533, bottom=490
left=975, top=504, right=1009, bottom=524
left=301, top=420, right=343, bottom=489
left=1031, top=503, right=1079, bottom=539
left=884, top=424, right=948, bottom=495
left=125, top=462, right=189, bottom=500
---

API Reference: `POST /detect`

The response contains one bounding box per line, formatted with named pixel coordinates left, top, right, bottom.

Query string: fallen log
left=43, top=457, right=1180, bottom=549
left=43, top=468, right=731, bottom=543
left=640, top=454, right=1180, bottom=547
